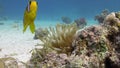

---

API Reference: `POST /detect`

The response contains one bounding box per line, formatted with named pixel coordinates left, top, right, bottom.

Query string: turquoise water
left=0, top=20, right=98, bottom=30
left=0, top=0, right=120, bottom=29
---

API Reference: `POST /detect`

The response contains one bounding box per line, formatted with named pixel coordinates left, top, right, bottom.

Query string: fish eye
left=37, top=2, right=38, bottom=5
left=29, top=1, right=31, bottom=5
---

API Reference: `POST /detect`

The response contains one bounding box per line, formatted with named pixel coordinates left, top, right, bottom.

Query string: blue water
left=0, top=0, right=120, bottom=27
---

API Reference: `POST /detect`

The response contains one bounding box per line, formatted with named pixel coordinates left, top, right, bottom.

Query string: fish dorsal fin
left=26, top=1, right=31, bottom=12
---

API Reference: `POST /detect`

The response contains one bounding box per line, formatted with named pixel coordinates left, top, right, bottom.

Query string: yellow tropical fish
left=23, top=0, right=38, bottom=33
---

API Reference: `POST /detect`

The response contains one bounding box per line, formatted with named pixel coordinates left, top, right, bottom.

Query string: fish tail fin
left=23, top=21, right=29, bottom=33
left=30, top=21, right=35, bottom=34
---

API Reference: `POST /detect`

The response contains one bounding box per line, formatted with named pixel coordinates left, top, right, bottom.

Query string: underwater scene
left=0, top=0, right=120, bottom=68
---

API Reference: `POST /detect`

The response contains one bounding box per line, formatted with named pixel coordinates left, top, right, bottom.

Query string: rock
left=115, top=11, right=120, bottom=19
left=5, top=59, right=18, bottom=68
left=95, top=9, right=110, bottom=24
left=103, top=12, right=116, bottom=25
left=104, top=55, right=120, bottom=68
left=74, top=18, right=87, bottom=28
left=34, top=28, right=49, bottom=39
left=0, top=22, right=4, bottom=25
left=17, top=62, right=26, bottom=68
left=0, top=57, right=30, bottom=68
left=0, top=57, right=18, bottom=68
left=103, top=12, right=120, bottom=53
left=61, top=16, right=72, bottom=24
left=0, top=48, right=2, bottom=51
left=72, top=25, right=105, bottom=54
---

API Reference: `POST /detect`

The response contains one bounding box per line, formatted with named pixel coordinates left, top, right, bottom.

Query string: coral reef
left=61, top=16, right=72, bottom=24
left=103, top=12, right=120, bottom=53
left=29, top=11, right=120, bottom=68
left=34, top=27, right=49, bottom=39
left=72, top=25, right=108, bottom=55
left=116, top=11, right=120, bottom=19
left=74, top=18, right=87, bottom=28
left=104, top=55, right=120, bottom=68
left=95, top=9, right=109, bottom=24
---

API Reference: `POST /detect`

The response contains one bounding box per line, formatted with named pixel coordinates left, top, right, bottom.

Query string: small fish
left=23, top=0, right=38, bottom=33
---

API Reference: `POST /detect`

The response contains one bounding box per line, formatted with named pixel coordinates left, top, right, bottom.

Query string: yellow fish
left=23, top=0, right=38, bottom=33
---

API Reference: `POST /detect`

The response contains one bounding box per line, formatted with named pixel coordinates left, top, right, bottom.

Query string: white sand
left=0, top=20, right=43, bottom=63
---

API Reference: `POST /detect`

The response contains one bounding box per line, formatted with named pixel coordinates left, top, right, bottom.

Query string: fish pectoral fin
left=30, top=22, right=35, bottom=34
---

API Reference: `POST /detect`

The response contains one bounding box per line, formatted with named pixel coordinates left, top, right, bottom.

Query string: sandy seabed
left=0, top=20, right=42, bottom=63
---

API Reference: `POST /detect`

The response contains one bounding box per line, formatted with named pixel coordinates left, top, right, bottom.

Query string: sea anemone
left=41, top=23, right=79, bottom=55
left=30, top=23, right=79, bottom=66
